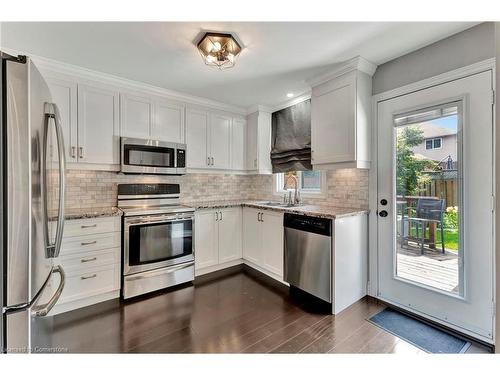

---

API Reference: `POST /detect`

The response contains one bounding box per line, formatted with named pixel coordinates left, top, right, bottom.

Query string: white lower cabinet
left=242, top=208, right=284, bottom=279
left=195, top=207, right=242, bottom=273
left=49, top=216, right=121, bottom=315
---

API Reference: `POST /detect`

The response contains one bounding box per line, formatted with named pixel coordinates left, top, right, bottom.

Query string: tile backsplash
left=50, top=168, right=368, bottom=210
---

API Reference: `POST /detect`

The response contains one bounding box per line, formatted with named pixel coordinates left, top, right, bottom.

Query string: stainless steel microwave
left=120, top=137, right=186, bottom=175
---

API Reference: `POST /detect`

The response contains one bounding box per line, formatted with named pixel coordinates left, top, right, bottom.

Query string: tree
left=396, top=126, right=436, bottom=196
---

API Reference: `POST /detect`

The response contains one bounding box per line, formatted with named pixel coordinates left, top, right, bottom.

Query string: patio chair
left=407, top=198, right=446, bottom=255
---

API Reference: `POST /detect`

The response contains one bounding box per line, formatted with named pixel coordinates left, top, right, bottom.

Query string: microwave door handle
left=43, top=103, right=66, bottom=258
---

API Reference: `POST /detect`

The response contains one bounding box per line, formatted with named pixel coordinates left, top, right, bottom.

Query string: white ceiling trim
left=3, top=47, right=248, bottom=115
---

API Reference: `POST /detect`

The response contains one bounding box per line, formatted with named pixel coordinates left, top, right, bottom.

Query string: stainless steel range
left=118, top=183, right=195, bottom=299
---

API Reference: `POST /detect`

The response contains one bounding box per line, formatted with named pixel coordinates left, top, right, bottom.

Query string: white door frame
left=369, top=58, right=496, bottom=343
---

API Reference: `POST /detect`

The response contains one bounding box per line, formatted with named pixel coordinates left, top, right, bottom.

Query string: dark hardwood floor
left=46, top=268, right=490, bottom=353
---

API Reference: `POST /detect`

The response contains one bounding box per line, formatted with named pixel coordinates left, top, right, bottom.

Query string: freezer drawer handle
left=32, top=265, right=66, bottom=317
left=81, top=257, right=97, bottom=263
left=81, top=224, right=97, bottom=229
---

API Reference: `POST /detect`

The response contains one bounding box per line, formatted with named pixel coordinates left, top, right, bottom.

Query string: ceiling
left=1, top=22, right=478, bottom=109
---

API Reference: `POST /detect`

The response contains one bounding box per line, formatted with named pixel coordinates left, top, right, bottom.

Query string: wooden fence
left=421, top=179, right=457, bottom=208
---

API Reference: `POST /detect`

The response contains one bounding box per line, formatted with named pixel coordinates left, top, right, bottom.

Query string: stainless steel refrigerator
left=1, top=51, right=66, bottom=353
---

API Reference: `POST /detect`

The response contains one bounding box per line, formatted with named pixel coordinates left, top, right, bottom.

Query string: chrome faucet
left=284, top=174, right=301, bottom=206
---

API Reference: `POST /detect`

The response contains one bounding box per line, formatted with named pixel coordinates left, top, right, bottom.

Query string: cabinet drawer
left=58, top=264, right=120, bottom=304
left=52, top=216, right=120, bottom=238
left=55, top=247, right=120, bottom=271
left=59, top=232, right=121, bottom=256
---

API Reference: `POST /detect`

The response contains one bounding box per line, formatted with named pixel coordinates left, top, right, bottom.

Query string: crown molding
left=306, top=56, right=378, bottom=88
left=246, top=104, right=273, bottom=115
left=3, top=47, right=247, bottom=116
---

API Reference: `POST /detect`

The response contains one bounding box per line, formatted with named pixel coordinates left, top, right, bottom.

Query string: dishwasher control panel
left=283, top=213, right=331, bottom=236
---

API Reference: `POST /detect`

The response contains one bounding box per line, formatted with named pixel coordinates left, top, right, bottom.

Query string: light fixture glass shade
left=197, top=32, right=242, bottom=70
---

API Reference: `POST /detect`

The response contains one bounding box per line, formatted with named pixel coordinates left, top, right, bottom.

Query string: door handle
left=215, top=211, right=219, bottom=221
left=81, top=224, right=97, bottom=229
left=207, top=156, right=210, bottom=166
left=42, top=103, right=66, bottom=259
left=32, top=265, right=66, bottom=317
left=81, top=274, right=97, bottom=280
left=260, top=212, right=264, bottom=222
left=379, top=210, right=388, bottom=217
left=78, top=146, right=84, bottom=159
left=219, top=211, right=222, bottom=221
left=81, top=257, right=97, bottom=263
left=71, top=146, right=76, bottom=159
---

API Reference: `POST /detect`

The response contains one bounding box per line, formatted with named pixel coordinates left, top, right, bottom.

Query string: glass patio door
left=376, top=70, right=494, bottom=342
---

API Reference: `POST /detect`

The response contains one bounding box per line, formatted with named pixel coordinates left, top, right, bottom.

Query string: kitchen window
left=425, top=137, right=442, bottom=150
left=274, top=170, right=326, bottom=196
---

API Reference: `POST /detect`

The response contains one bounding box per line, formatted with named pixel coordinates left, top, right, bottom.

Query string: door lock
left=380, top=199, right=388, bottom=206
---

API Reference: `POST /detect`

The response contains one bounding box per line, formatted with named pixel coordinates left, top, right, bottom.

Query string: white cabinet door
left=46, top=77, right=78, bottom=162
left=77, top=84, right=119, bottom=165
left=218, top=207, right=242, bottom=263
left=311, top=72, right=356, bottom=165
left=231, top=118, right=246, bottom=171
left=242, top=208, right=262, bottom=265
left=194, top=210, right=218, bottom=270
left=186, top=108, right=209, bottom=168
left=246, top=112, right=258, bottom=170
left=209, top=113, right=231, bottom=170
left=120, top=93, right=153, bottom=139
left=261, top=211, right=284, bottom=277
left=153, top=99, right=185, bottom=143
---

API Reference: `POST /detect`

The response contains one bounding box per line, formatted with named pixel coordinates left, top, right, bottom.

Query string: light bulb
left=206, top=54, right=216, bottom=63
left=227, top=53, right=234, bottom=63
left=212, top=41, right=222, bottom=52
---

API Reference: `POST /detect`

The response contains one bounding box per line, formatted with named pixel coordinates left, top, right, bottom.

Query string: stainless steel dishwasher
left=284, top=213, right=332, bottom=303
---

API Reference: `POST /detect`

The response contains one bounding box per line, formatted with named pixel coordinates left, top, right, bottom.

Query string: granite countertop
left=49, top=206, right=123, bottom=221
left=188, top=200, right=368, bottom=219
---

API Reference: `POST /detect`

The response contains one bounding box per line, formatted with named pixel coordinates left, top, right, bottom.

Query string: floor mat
left=368, top=308, right=471, bottom=353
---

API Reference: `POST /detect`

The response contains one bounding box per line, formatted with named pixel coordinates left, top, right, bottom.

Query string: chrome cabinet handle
left=81, top=257, right=97, bottom=263
left=81, top=224, right=97, bottom=229
left=215, top=211, right=219, bottom=221
left=32, top=265, right=66, bottom=317
left=219, top=211, right=222, bottom=221
left=81, top=274, right=97, bottom=280
left=42, top=103, right=66, bottom=259
left=261, top=212, right=264, bottom=222
left=78, top=146, right=84, bottom=159
left=257, top=212, right=262, bottom=222
left=211, top=157, right=214, bottom=166
left=207, top=157, right=210, bottom=166
left=81, top=240, right=97, bottom=246
left=71, top=146, right=76, bottom=159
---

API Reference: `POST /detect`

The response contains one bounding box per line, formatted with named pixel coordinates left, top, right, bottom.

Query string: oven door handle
left=125, top=215, right=193, bottom=227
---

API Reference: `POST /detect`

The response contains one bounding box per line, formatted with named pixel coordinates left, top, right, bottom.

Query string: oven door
left=124, top=213, right=194, bottom=275
left=121, top=138, right=177, bottom=174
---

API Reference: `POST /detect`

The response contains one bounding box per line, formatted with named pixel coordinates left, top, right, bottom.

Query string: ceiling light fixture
left=197, top=32, right=242, bottom=70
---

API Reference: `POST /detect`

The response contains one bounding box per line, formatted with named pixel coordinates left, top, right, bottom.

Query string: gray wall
left=373, top=22, right=495, bottom=95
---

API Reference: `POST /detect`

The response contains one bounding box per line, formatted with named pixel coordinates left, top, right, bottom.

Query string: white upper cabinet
left=231, top=117, right=246, bottom=171
left=120, top=93, right=154, bottom=139
left=186, top=108, right=210, bottom=168
left=310, top=57, right=376, bottom=170
left=46, top=76, right=78, bottom=162
left=246, top=110, right=272, bottom=174
left=153, top=99, right=185, bottom=143
left=209, top=113, right=231, bottom=170
left=77, top=84, right=120, bottom=165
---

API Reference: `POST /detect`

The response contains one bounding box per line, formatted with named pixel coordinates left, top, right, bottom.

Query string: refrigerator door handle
left=32, top=265, right=66, bottom=317
left=42, top=103, right=66, bottom=258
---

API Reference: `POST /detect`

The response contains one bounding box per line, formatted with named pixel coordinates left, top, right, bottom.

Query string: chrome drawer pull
left=81, top=257, right=97, bottom=263
left=81, top=224, right=97, bottom=229
left=81, top=274, right=97, bottom=280
left=81, top=240, right=97, bottom=246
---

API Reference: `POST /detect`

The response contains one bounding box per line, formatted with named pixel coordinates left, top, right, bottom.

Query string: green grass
left=409, top=227, right=458, bottom=251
